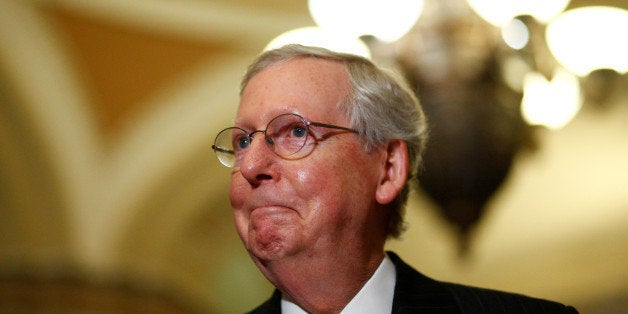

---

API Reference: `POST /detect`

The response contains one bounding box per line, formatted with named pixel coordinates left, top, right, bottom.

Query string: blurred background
left=0, top=0, right=626, bottom=313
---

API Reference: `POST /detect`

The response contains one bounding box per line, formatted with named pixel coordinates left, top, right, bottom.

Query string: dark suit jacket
left=248, top=252, right=577, bottom=313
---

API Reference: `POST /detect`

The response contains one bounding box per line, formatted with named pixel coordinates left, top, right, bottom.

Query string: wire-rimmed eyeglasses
left=212, top=113, right=358, bottom=167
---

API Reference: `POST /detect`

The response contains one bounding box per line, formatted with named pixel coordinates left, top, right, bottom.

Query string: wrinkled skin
left=230, top=57, right=408, bottom=313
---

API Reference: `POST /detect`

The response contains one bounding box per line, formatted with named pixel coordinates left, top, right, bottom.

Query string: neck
left=258, top=249, right=385, bottom=314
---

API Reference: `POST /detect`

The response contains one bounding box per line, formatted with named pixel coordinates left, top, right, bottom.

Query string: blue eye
left=291, top=126, right=307, bottom=138
left=235, top=136, right=250, bottom=150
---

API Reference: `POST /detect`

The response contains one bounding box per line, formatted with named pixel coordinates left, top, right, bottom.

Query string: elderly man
left=212, top=45, right=577, bottom=313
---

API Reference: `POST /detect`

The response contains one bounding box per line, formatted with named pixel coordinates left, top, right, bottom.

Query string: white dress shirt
left=281, top=254, right=396, bottom=313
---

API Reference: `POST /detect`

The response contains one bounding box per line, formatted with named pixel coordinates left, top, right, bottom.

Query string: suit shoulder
left=387, top=252, right=577, bottom=313
left=442, top=282, right=578, bottom=313
left=247, top=290, right=281, bottom=314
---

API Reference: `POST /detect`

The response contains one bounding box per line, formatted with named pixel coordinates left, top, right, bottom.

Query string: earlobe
left=375, top=140, right=409, bottom=205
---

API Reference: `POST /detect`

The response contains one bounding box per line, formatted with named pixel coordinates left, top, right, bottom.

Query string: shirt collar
left=281, top=254, right=396, bottom=314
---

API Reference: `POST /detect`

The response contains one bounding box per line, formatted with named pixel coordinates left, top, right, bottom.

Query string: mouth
left=248, top=205, right=299, bottom=234
left=250, top=205, right=293, bottom=217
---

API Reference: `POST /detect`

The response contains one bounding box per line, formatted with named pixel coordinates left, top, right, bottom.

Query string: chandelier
left=265, top=0, right=627, bottom=254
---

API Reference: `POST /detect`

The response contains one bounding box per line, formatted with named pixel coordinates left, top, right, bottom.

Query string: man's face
left=230, top=57, right=387, bottom=268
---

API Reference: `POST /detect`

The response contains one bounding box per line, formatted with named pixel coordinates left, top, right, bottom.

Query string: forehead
left=236, top=57, right=351, bottom=126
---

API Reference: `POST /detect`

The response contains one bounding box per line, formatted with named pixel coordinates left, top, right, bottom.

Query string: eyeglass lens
left=213, top=114, right=313, bottom=167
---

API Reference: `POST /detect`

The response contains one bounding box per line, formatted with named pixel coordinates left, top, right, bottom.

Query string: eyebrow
left=233, top=109, right=302, bottom=129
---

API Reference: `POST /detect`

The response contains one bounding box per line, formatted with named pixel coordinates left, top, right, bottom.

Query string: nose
left=237, top=132, right=275, bottom=186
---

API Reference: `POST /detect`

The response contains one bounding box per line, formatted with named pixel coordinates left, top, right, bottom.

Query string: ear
left=375, top=140, right=409, bottom=205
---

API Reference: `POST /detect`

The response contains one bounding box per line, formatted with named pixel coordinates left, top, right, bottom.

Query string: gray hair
left=240, top=44, right=428, bottom=239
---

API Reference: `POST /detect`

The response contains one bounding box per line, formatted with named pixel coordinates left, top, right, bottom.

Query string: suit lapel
left=389, top=252, right=459, bottom=313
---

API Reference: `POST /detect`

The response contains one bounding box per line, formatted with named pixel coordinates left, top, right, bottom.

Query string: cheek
left=292, top=166, right=332, bottom=198
left=295, top=169, right=308, bottom=182
left=291, top=166, right=342, bottom=221
left=293, top=160, right=359, bottom=211
left=229, top=175, right=249, bottom=209
left=229, top=178, right=250, bottom=236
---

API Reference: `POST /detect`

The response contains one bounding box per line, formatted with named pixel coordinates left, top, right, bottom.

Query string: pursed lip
left=250, top=205, right=294, bottom=217
left=235, top=188, right=302, bottom=218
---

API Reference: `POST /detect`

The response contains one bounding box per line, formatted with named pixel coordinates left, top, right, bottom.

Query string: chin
left=248, top=236, right=289, bottom=262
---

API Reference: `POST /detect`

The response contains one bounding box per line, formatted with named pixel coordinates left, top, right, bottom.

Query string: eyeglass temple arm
left=212, top=145, right=234, bottom=155
left=309, top=122, right=358, bottom=133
